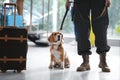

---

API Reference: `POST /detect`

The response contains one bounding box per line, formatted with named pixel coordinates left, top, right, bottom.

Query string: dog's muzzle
left=57, top=34, right=62, bottom=41
left=57, top=35, right=60, bottom=41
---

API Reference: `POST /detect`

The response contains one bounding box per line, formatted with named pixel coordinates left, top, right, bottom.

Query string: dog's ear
left=48, top=33, right=54, bottom=42
left=61, top=33, right=63, bottom=39
left=62, top=34, right=64, bottom=43
left=60, top=33, right=64, bottom=42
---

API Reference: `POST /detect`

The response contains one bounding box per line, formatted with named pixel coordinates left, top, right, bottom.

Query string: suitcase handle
left=3, top=3, right=16, bottom=27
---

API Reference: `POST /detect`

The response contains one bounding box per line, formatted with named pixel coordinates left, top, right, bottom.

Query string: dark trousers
left=72, top=0, right=110, bottom=55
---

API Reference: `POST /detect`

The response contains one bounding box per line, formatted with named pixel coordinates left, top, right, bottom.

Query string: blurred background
left=0, top=0, right=120, bottom=46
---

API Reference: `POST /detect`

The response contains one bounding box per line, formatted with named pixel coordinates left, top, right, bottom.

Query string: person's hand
left=106, top=0, right=111, bottom=7
left=65, top=0, right=70, bottom=10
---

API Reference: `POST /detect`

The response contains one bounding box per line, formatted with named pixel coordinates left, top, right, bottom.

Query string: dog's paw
left=49, top=65, right=54, bottom=69
left=65, top=64, right=70, bottom=68
left=54, top=63, right=61, bottom=68
left=60, top=65, right=64, bottom=69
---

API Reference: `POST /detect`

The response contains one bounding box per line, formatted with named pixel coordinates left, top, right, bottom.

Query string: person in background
left=69, top=0, right=78, bottom=45
left=65, top=0, right=111, bottom=72
left=16, top=0, right=24, bottom=15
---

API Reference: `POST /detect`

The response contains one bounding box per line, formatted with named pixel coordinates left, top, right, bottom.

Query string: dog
left=48, top=32, right=70, bottom=69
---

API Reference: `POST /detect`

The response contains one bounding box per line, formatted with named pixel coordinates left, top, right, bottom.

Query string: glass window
left=23, top=0, right=120, bottom=38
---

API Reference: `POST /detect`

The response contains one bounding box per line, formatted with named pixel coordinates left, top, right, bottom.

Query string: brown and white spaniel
left=48, top=32, right=70, bottom=69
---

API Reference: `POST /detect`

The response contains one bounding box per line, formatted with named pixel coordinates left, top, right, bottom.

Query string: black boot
left=99, top=53, right=110, bottom=72
left=77, top=55, right=90, bottom=71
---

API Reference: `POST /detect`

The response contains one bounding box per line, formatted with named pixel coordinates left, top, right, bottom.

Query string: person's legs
left=73, top=0, right=91, bottom=71
left=16, top=0, right=24, bottom=15
left=91, top=0, right=110, bottom=72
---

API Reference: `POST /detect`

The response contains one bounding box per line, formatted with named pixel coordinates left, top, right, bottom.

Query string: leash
left=59, top=9, right=69, bottom=31
left=59, top=1, right=74, bottom=31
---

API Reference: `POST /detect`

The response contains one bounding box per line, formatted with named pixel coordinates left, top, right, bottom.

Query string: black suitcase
left=0, top=3, right=28, bottom=73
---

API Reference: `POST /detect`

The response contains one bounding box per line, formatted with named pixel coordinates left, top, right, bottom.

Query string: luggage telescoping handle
left=4, top=3, right=16, bottom=27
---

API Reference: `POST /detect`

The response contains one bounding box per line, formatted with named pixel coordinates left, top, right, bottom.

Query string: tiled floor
left=0, top=42, right=120, bottom=80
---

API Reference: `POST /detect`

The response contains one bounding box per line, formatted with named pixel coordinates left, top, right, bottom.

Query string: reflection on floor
left=0, top=42, right=120, bottom=80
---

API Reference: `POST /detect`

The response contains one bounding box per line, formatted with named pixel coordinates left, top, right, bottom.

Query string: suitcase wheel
left=1, top=70, right=22, bottom=73
left=1, top=70, right=7, bottom=73
left=13, top=70, right=22, bottom=73
left=17, top=70, right=22, bottom=73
